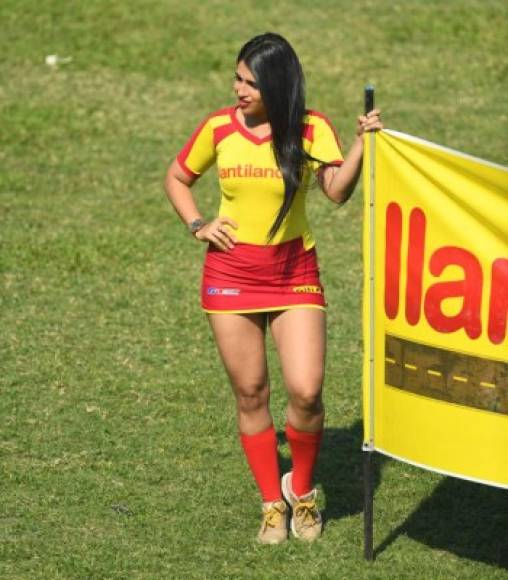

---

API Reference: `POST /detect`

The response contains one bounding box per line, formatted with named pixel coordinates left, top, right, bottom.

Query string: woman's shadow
left=278, top=420, right=385, bottom=522
left=277, top=421, right=508, bottom=569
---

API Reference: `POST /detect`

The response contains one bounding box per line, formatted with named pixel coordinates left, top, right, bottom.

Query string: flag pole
left=363, top=83, right=375, bottom=562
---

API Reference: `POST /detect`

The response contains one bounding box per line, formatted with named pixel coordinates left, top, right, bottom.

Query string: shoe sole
left=281, top=473, right=301, bottom=539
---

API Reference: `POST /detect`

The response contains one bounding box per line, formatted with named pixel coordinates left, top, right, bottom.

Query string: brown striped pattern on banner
left=385, top=335, right=508, bottom=415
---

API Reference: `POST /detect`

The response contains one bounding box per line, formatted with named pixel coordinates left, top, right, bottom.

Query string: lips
left=238, top=98, right=250, bottom=109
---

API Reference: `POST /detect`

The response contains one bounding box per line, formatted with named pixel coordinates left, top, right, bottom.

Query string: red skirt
left=201, top=237, right=326, bottom=313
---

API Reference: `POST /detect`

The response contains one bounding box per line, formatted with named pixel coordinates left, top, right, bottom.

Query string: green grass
left=1, top=0, right=507, bottom=578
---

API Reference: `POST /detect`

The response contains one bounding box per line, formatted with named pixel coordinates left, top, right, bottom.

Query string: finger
left=218, top=223, right=238, bottom=241
left=210, top=233, right=229, bottom=251
left=366, top=108, right=381, bottom=118
left=215, top=229, right=235, bottom=249
left=216, top=225, right=232, bottom=238
left=223, top=230, right=238, bottom=244
left=365, top=123, right=384, bottom=132
left=220, top=216, right=239, bottom=229
left=217, top=218, right=239, bottom=244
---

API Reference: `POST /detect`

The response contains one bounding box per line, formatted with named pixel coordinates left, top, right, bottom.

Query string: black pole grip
left=364, top=85, right=375, bottom=115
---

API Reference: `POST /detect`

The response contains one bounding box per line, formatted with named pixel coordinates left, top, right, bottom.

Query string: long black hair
left=237, top=33, right=311, bottom=241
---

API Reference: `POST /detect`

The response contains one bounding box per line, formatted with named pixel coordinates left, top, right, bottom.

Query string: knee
left=289, top=386, right=323, bottom=415
left=233, top=380, right=269, bottom=414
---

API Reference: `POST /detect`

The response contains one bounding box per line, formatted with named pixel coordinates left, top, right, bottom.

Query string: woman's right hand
left=195, top=216, right=239, bottom=251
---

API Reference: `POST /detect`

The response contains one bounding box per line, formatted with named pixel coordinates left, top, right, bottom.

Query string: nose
left=235, top=88, right=248, bottom=99
left=234, top=80, right=246, bottom=94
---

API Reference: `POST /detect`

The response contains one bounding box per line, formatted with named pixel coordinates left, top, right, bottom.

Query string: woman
left=165, top=32, right=382, bottom=544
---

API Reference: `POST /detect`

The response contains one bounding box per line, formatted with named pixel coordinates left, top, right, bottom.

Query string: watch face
left=189, top=219, right=205, bottom=233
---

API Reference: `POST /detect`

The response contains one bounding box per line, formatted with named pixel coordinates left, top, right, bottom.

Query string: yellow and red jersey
left=176, top=106, right=343, bottom=249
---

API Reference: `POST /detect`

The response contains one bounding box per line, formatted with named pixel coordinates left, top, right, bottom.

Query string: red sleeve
left=176, top=114, right=216, bottom=177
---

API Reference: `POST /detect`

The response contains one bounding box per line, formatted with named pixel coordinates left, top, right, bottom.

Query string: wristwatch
left=188, top=218, right=207, bottom=235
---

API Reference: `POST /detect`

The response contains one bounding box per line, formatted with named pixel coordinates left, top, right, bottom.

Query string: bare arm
left=318, top=109, right=383, bottom=204
left=164, top=159, right=238, bottom=251
left=165, top=159, right=203, bottom=224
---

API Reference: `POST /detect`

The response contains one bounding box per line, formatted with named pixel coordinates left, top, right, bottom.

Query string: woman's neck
left=239, top=108, right=268, bottom=128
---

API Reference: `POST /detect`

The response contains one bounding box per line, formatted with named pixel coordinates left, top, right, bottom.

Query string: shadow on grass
left=278, top=420, right=386, bottom=520
left=375, top=476, right=508, bottom=570
left=277, top=421, right=508, bottom=570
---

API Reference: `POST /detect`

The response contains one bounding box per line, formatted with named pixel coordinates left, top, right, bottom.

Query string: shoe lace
left=262, top=504, right=285, bottom=530
left=294, top=499, right=319, bottom=528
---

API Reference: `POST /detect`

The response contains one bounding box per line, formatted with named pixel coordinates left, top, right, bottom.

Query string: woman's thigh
left=207, top=312, right=269, bottom=392
left=268, top=308, right=326, bottom=397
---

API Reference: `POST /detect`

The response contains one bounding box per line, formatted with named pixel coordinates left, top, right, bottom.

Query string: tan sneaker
left=257, top=500, right=288, bottom=545
left=281, top=472, right=322, bottom=541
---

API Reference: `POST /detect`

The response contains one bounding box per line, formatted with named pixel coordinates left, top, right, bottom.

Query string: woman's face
left=234, top=60, right=266, bottom=119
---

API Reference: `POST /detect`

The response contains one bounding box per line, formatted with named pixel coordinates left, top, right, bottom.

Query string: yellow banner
left=362, top=130, right=508, bottom=488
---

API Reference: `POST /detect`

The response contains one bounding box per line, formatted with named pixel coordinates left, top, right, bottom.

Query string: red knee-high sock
left=240, top=425, right=281, bottom=502
left=285, top=423, right=323, bottom=497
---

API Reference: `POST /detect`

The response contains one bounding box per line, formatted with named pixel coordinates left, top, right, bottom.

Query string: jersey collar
left=230, top=106, right=272, bottom=145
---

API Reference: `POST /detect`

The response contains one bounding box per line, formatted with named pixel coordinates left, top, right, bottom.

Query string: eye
left=247, top=80, right=259, bottom=90
left=234, top=73, right=242, bottom=82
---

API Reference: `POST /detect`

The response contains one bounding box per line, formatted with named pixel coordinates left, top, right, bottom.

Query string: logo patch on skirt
left=292, top=285, right=322, bottom=294
left=207, top=287, right=241, bottom=296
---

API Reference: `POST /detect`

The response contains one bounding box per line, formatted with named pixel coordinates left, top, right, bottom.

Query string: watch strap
left=188, top=218, right=207, bottom=234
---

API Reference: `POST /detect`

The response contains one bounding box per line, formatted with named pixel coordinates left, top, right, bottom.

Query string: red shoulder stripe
left=176, top=107, right=234, bottom=175
left=176, top=157, right=199, bottom=178
left=213, top=123, right=236, bottom=146
left=176, top=116, right=210, bottom=175
left=211, top=106, right=236, bottom=117
left=302, top=123, right=314, bottom=142
left=305, top=109, right=343, bottom=152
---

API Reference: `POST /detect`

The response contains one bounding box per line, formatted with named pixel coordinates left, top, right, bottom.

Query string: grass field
left=1, top=0, right=507, bottom=578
